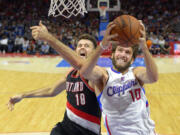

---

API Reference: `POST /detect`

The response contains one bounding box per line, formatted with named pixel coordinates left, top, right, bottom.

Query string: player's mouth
left=116, top=57, right=127, bottom=64
left=79, top=52, right=87, bottom=58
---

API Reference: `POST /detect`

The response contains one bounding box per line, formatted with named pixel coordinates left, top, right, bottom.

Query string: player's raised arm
left=134, top=21, right=158, bottom=84
left=30, top=21, right=83, bottom=69
left=79, top=22, right=119, bottom=81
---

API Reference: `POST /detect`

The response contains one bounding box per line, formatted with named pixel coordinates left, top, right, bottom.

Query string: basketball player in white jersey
left=29, top=20, right=158, bottom=135
left=78, top=21, right=158, bottom=135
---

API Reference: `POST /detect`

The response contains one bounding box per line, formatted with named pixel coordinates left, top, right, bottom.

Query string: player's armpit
left=133, top=66, right=155, bottom=84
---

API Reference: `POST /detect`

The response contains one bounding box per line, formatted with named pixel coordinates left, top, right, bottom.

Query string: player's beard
left=112, top=55, right=132, bottom=72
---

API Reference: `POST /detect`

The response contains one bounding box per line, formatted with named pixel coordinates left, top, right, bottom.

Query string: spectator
left=14, top=35, right=22, bottom=53
left=149, top=34, right=160, bottom=55
left=8, top=35, right=14, bottom=53
left=40, top=41, right=49, bottom=55
left=27, top=40, right=36, bottom=55
left=0, top=35, right=8, bottom=53
left=0, top=0, right=180, bottom=55
left=22, top=37, right=29, bottom=53
left=162, top=41, right=171, bottom=55
left=158, top=35, right=166, bottom=54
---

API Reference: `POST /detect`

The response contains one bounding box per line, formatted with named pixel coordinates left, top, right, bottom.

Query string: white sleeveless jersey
left=100, top=67, right=155, bottom=135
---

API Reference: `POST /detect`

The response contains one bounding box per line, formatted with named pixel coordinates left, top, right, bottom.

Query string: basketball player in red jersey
left=7, top=33, right=103, bottom=135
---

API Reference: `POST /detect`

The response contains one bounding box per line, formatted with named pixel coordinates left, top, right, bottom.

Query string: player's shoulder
left=132, top=66, right=146, bottom=73
left=94, top=65, right=109, bottom=80
left=94, top=65, right=107, bottom=72
left=132, top=66, right=146, bottom=80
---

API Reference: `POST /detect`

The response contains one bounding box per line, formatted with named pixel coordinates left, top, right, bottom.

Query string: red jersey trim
left=71, top=69, right=79, bottom=78
left=105, top=115, right=112, bottom=135
left=66, top=101, right=100, bottom=125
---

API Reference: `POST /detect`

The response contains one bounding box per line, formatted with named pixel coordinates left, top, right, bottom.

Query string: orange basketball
left=110, top=15, right=141, bottom=47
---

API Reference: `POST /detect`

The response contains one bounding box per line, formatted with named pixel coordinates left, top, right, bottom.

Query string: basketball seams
left=127, top=15, right=136, bottom=45
left=128, top=15, right=133, bottom=38
left=127, top=15, right=141, bottom=45
left=120, top=16, right=134, bottom=46
left=111, top=15, right=140, bottom=47
left=130, top=17, right=140, bottom=44
left=119, top=16, right=132, bottom=45
left=113, top=20, right=129, bottom=44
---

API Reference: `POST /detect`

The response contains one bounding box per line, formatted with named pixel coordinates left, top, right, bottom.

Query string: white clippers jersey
left=100, top=67, right=155, bottom=135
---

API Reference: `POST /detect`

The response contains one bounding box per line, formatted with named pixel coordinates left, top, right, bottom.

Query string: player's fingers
left=139, top=29, right=145, bottom=38
left=30, top=26, right=39, bottom=30
left=107, top=21, right=114, bottom=28
left=32, top=30, right=39, bottom=34
left=110, top=41, right=120, bottom=45
left=9, top=104, right=14, bottom=111
left=11, top=105, right=14, bottom=111
left=139, top=20, right=145, bottom=31
left=39, top=20, right=43, bottom=26
left=32, top=32, right=38, bottom=38
left=7, top=102, right=12, bottom=110
left=107, top=33, right=118, bottom=40
left=107, top=24, right=116, bottom=34
left=139, top=37, right=146, bottom=43
left=32, top=33, right=38, bottom=40
left=32, top=30, right=38, bottom=35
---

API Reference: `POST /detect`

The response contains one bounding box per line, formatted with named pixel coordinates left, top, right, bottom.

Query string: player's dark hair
left=75, top=34, right=97, bottom=49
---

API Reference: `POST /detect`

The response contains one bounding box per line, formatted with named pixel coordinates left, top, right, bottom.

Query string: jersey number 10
left=75, top=93, right=86, bottom=106
left=129, top=88, right=141, bottom=102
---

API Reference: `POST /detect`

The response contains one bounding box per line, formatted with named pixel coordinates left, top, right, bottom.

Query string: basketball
left=110, top=15, right=141, bottom=47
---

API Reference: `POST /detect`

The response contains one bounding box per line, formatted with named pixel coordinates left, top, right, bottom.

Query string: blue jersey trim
left=97, top=92, right=103, bottom=110
left=111, top=67, right=121, bottom=74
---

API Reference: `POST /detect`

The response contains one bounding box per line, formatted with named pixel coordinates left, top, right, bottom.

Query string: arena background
left=0, top=0, right=180, bottom=135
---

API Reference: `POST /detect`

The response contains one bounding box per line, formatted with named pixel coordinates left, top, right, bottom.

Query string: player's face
left=76, top=39, right=95, bottom=59
left=112, top=46, right=134, bottom=72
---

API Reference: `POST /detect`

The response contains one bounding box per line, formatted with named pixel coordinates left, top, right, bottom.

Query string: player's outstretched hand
left=7, top=95, right=23, bottom=111
left=30, top=21, right=49, bottom=41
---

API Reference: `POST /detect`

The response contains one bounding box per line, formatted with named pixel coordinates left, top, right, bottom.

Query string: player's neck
left=112, top=66, right=129, bottom=75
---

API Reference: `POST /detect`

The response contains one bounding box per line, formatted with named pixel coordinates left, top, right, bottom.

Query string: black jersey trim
left=80, top=75, right=95, bottom=93
left=67, top=101, right=100, bottom=125
left=67, top=69, right=95, bottom=93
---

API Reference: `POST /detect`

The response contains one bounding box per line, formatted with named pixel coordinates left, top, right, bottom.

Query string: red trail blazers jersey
left=65, top=69, right=101, bottom=134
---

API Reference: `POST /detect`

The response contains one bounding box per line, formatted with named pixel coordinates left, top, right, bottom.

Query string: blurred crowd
left=0, top=0, right=180, bottom=55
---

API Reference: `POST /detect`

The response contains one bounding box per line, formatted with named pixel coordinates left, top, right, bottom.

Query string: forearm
left=21, top=87, right=53, bottom=98
left=142, top=46, right=158, bottom=82
left=80, top=45, right=103, bottom=77
left=46, top=33, right=84, bottom=69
